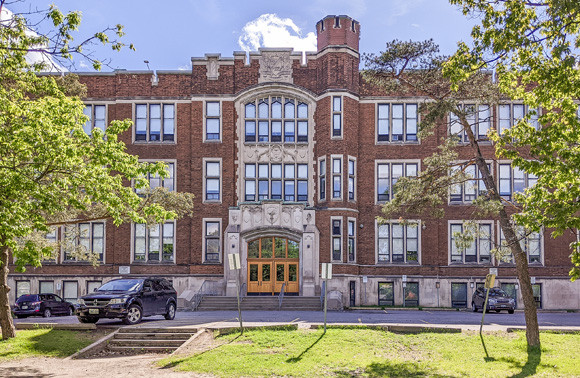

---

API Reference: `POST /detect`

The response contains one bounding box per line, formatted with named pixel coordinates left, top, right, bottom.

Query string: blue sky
left=8, top=0, right=477, bottom=71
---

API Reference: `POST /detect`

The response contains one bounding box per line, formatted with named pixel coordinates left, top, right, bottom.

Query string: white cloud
left=238, top=14, right=317, bottom=52
left=386, top=0, right=424, bottom=25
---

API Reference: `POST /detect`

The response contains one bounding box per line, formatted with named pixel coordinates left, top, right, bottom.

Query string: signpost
left=479, top=272, right=496, bottom=357
left=228, top=253, right=243, bottom=335
left=321, top=263, right=332, bottom=334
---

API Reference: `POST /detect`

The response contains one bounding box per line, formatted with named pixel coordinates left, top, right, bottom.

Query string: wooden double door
left=247, top=236, right=299, bottom=295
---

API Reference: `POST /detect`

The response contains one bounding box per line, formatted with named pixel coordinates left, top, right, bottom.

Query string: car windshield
left=97, top=279, right=142, bottom=292
left=488, top=289, right=508, bottom=297
left=17, top=294, right=39, bottom=302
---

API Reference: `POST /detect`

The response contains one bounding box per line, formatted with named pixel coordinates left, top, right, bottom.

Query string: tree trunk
left=0, top=245, right=16, bottom=340
left=463, top=117, right=541, bottom=347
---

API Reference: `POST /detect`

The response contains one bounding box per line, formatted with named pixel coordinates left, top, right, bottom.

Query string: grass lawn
left=0, top=329, right=97, bottom=361
left=159, top=327, right=580, bottom=377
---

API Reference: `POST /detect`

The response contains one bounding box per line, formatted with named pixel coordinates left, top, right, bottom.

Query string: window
left=499, top=227, right=542, bottom=264
left=204, top=220, right=221, bottom=263
left=331, top=217, right=342, bottom=262
left=39, top=281, right=54, bottom=294
left=332, top=156, right=342, bottom=199
left=377, top=221, right=419, bottom=264
left=532, top=284, right=542, bottom=308
left=135, top=104, right=175, bottom=142
left=348, top=158, right=356, bottom=201
left=319, top=157, right=326, bottom=201
left=15, top=281, right=30, bottom=299
left=377, top=103, right=418, bottom=142
left=348, top=219, right=356, bottom=263
left=244, top=96, right=308, bottom=143
left=134, top=222, right=175, bottom=263
left=332, top=96, right=342, bottom=137
left=205, top=101, right=221, bottom=141
left=498, top=163, right=538, bottom=201
left=63, top=222, right=105, bottom=262
left=244, top=163, right=308, bottom=203
left=376, top=161, right=418, bottom=202
left=449, top=104, right=491, bottom=142
left=137, top=161, right=175, bottom=193
left=404, top=282, right=419, bottom=307
left=87, top=281, right=102, bottom=295
left=450, top=162, right=490, bottom=203
left=451, top=283, right=468, bottom=308
left=378, top=282, right=394, bottom=306
left=449, top=222, right=492, bottom=264
left=83, top=104, right=106, bottom=136
left=63, top=281, right=78, bottom=304
left=204, top=160, right=221, bottom=202
left=42, top=227, right=58, bottom=262
left=498, top=103, right=540, bottom=134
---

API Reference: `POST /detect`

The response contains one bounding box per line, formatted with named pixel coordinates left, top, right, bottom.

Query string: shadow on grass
left=510, top=346, right=542, bottom=378
left=159, top=334, right=241, bottom=370
left=0, top=329, right=92, bottom=360
left=286, top=333, right=324, bottom=363
left=334, top=361, right=452, bottom=378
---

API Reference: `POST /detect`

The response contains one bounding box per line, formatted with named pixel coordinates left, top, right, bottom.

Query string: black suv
left=76, top=277, right=177, bottom=325
left=472, top=287, right=516, bottom=314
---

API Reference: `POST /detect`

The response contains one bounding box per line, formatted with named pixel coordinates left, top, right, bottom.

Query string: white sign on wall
left=119, top=266, right=130, bottom=275
left=228, top=253, right=241, bottom=270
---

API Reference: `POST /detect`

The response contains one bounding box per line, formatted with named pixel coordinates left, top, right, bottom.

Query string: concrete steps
left=197, top=296, right=322, bottom=311
left=107, top=327, right=197, bottom=354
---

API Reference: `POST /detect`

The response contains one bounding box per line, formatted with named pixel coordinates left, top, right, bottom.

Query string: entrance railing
left=192, top=280, right=224, bottom=311
left=278, top=283, right=286, bottom=309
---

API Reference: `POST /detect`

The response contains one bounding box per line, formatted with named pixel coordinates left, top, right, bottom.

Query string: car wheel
left=495, top=310, right=501, bottom=313
left=471, top=302, right=478, bottom=312
left=43, top=309, right=51, bottom=318
left=68, top=306, right=74, bottom=316
left=508, top=309, right=514, bottom=314
left=78, top=316, right=99, bottom=324
left=164, top=302, right=176, bottom=320
left=123, top=304, right=142, bottom=325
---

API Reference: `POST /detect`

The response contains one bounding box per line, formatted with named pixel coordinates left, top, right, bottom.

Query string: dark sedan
left=472, top=287, right=516, bottom=314
left=13, top=294, right=75, bottom=318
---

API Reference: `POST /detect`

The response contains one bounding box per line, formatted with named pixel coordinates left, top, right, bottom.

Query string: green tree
left=0, top=3, right=194, bottom=339
left=445, top=1, right=580, bottom=281
left=363, top=39, right=541, bottom=347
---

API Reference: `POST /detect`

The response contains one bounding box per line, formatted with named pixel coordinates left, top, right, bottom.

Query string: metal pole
left=236, top=270, right=243, bottom=335
left=479, top=288, right=491, bottom=358
left=323, top=279, right=328, bottom=334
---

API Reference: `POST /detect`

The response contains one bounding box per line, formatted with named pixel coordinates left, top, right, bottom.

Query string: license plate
left=21, top=305, right=28, bottom=309
left=89, top=309, right=99, bottom=315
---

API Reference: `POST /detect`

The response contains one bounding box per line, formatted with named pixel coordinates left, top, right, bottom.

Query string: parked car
left=13, top=294, right=75, bottom=318
left=472, top=287, right=515, bottom=314
left=76, top=277, right=177, bottom=325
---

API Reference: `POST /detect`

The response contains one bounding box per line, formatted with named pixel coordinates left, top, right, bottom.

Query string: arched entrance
left=247, top=236, right=299, bottom=295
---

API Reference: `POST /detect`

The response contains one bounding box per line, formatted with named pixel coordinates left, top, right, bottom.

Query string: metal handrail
left=239, top=282, right=247, bottom=299
left=320, top=280, right=326, bottom=308
left=191, top=280, right=224, bottom=311
left=278, top=283, right=286, bottom=309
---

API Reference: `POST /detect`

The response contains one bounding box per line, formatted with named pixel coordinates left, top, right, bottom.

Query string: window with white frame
left=134, top=222, right=175, bottom=263
left=83, top=104, right=106, bottom=136
left=498, top=163, right=538, bottom=201
left=15, top=281, right=30, bottom=299
left=42, top=227, right=57, bottom=262
left=332, top=156, right=342, bottom=199
left=449, top=222, right=492, bottom=264
left=244, top=163, right=308, bottom=202
left=63, top=222, right=105, bottom=262
left=331, top=218, right=342, bottom=261
left=377, top=221, right=419, bottom=263
left=498, top=103, right=540, bottom=134
left=499, top=227, right=542, bottom=264
left=39, top=281, right=54, bottom=294
left=332, top=96, right=342, bottom=137
left=137, top=162, right=175, bottom=194
left=63, top=281, right=79, bottom=303
left=449, top=104, right=491, bottom=142
left=449, top=162, right=491, bottom=203
left=376, top=161, right=418, bottom=202
left=348, top=158, right=356, bottom=201
left=204, top=220, right=221, bottom=263
left=319, top=157, right=326, bottom=201
left=244, top=96, right=308, bottom=143
left=377, top=103, right=418, bottom=142
left=204, top=160, right=221, bottom=202
left=135, top=104, right=175, bottom=142
left=348, top=219, right=356, bottom=263
left=205, top=101, right=221, bottom=141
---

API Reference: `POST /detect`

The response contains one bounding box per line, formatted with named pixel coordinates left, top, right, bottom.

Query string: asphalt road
left=12, top=309, right=580, bottom=329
